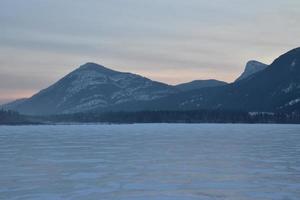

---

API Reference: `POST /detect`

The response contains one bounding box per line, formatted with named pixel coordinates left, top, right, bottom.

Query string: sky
left=0, top=0, right=300, bottom=104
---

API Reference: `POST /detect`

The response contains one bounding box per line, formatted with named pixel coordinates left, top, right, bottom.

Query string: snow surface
left=1, top=124, right=300, bottom=200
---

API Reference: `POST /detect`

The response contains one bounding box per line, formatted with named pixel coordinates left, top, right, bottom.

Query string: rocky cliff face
left=235, top=60, right=268, bottom=82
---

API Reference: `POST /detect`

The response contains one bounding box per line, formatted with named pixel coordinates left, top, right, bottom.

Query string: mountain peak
left=245, top=60, right=268, bottom=72
left=78, top=62, right=114, bottom=72
left=235, top=60, right=268, bottom=82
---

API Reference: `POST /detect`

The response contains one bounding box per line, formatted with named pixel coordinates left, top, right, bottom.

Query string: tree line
left=0, top=109, right=31, bottom=125
left=2, top=109, right=300, bottom=125
left=43, top=110, right=300, bottom=124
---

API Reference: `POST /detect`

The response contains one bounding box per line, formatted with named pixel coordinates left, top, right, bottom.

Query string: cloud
left=0, top=0, right=299, bottom=101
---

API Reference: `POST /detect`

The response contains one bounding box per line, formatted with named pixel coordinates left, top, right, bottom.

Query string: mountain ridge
left=3, top=47, right=300, bottom=115
left=95, top=47, right=300, bottom=113
left=175, top=79, right=227, bottom=91
left=150, top=47, right=300, bottom=112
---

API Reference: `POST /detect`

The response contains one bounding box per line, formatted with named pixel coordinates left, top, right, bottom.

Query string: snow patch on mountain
left=64, top=99, right=108, bottom=114
left=68, top=70, right=107, bottom=94
left=285, top=98, right=300, bottom=107
left=291, top=60, right=296, bottom=67
left=290, top=59, right=297, bottom=71
left=282, top=83, right=299, bottom=93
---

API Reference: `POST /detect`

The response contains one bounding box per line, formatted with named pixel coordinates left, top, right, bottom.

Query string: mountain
left=5, top=63, right=178, bottom=115
left=111, top=47, right=300, bottom=113
left=175, top=79, right=227, bottom=91
left=235, top=60, right=268, bottom=82
left=5, top=48, right=300, bottom=115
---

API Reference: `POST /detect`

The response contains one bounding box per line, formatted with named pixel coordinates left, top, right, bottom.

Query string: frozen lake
left=0, top=124, right=300, bottom=200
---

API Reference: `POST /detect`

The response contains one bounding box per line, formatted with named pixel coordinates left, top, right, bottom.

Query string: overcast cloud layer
left=0, top=0, right=299, bottom=103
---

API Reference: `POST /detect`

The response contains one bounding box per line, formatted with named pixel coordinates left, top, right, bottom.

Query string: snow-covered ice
left=0, top=124, right=300, bottom=200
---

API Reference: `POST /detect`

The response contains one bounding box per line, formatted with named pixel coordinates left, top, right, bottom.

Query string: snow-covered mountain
left=235, top=60, right=268, bottom=82
left=5, top=63, right=178, bottom=115
left=175, top=79, right=227, bottom=91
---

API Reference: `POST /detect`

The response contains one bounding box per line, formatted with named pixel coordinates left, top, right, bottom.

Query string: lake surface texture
left=0, top=124, right=300, bottom=200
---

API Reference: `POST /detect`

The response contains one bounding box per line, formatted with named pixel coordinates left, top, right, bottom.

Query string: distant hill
left=175, top=79, right=227, bottom=91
